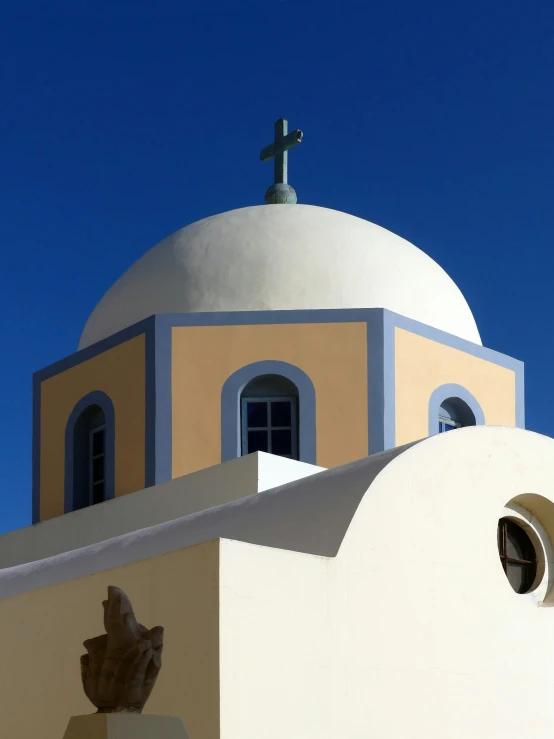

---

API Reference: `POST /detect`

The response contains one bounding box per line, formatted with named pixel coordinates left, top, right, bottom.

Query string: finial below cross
left=260, top=118, right=303, bottom=204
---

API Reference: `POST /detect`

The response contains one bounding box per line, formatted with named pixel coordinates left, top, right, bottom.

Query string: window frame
left=438, top=415, right=461, bottom=433
left=497, top=517, right=538, bottom=594
left=240, top=395, right=298, bottom=459
left=221, top=361, right=316, bottom=465
left=64, top=391, right=115, bottom=514
left=88, top=423, right=106, bottom=507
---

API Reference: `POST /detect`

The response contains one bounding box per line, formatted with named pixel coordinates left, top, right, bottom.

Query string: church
left=1, top=119, right=553, bottom=739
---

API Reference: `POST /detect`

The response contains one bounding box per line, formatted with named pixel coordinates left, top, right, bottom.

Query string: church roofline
left=5, top=443, right=416, bottom=600
left=32, top=308, right=525, bottom=525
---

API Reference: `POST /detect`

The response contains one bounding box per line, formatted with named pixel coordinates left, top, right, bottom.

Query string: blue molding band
left=31, top=372, right=41, bottom=524
left=144, top=315, right=173, bottom=487
left=152, top=316, right=173, bottom=485
left=365, top=311, right=386, bottom=455
left=63, top=390, right=115, bottom=513
left=382, top=310, right=397, bottom=451
left=34, top=317, right=154, bottom=384
left=32, top=307, right=525, bottom=522
left=515, top=363, right=526, bottom=429
left=144, top=318, right=156, bottom=488
left=428, top=383, right=486, bottom=436
left=35, top=308, right=525, bottom=384
left=221, top=360, right=317, bottom=464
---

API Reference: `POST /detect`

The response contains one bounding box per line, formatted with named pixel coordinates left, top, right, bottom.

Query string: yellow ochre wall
left=395, top=327, right=517, bottom=446
left=39, top=335, right=146, bottom=521
left=0, top=540, right=220, bottom=739
left=171, top=322, right=368, bottom=477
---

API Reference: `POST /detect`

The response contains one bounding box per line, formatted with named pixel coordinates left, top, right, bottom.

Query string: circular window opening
left=497, top=518, right=538, bottom=594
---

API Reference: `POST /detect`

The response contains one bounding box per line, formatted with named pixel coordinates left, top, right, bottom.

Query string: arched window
left=65, top=391, right=115, bottom=512
left=438, top=397, right=476, bottom=433
left=72, top=404, right=107, bottom=509
left=240, top=375, right=299, bottom=459
left=429, top=384, right=484, bottom=437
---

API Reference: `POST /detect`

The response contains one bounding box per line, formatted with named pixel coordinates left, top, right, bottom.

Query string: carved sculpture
left=80, top=586, right=164, bottom=714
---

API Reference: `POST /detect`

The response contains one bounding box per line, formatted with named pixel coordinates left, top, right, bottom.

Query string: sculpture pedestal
left=63, top=714, right=189, bottom=739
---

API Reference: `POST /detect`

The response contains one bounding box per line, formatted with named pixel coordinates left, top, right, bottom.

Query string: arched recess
left=221, top=360, right=316, bottom=464
left=64, top=390, right=115, bottom=512
left=428, top=383, right=485, bottom=437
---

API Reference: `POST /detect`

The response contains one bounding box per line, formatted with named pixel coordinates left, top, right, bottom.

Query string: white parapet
left=0, top=453, right=326, bottom=569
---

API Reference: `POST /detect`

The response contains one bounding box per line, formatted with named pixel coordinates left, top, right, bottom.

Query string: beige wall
left=171, top=322, right=368, bottom=477
left=394, top=327, right=516, bottom=446
left=39, top=335, right=146, bottom=521
left=0, top=540, right=219, bottom=739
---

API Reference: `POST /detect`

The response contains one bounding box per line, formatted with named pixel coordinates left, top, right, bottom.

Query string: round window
left=497, top=518, right=537, bottom=594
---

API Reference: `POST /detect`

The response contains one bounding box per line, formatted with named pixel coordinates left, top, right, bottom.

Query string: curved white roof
left=1, top=426, right=552, bottom=600
left=79, top=205, right=481, bottom=349
left=0, top=444, right=411, bottom=599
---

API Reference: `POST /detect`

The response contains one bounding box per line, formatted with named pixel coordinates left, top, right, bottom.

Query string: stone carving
left=80, top=586, right=164, bottom=714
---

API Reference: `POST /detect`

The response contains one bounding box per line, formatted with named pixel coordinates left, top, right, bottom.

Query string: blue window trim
left=428, top=383, right=485, bottom=437
left=64, top=390, right=116, bottom=513
left=221, top=360, right=316, bottom=464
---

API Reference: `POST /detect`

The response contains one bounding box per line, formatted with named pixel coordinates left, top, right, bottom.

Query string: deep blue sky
left=1, top=0, right=553, bottom=534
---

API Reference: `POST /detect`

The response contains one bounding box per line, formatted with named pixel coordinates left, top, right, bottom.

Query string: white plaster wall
left=79, top=205, right=481, bottom=348
left=219, top=540, right=330, bottom=739
left=0, top=453, right=324, bottom=568
left=4, top=426, right=554, bottom=737
left=218, top=427, right=554, bottom=739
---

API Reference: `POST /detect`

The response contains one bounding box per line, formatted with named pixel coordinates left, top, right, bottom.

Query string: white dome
left=79, top=205, right=481, bottom=349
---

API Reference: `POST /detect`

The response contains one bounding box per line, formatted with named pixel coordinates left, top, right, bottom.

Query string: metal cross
left=260, top=118, right=303, bottom=185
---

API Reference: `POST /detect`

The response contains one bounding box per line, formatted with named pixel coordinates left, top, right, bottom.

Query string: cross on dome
left=260, top=118, right=303, bottom=204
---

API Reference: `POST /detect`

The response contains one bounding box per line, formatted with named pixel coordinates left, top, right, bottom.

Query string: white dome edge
left=78, top=205, right=482, bottom=350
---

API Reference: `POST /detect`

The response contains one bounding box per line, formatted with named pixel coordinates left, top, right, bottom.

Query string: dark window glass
left=92, top=429, right=105, bottom=457
left=72, top=404, right=109, bottom=512
left=506, top=563, right=527, bottom=594
left=498, top=518, right=537, bottom=594
left=92, top=428, right=105, bottom=456
left=92, top=482, right=105, bottom=506
left=241, top=382, right=298, bottom=461
left=92, top=456, right=104, bottom=483
left=506, top=530, right=528, bottom=560
left=271, top=429, right=292, bottom=456
left=271, top=401, right=292, bottom=427
left=248, top=430, right=268, bottom=453
left=247, top=402, right=268, bottom=428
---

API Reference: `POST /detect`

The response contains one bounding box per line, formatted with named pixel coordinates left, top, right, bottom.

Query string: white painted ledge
left=0, top=453, right=325, bottom=569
